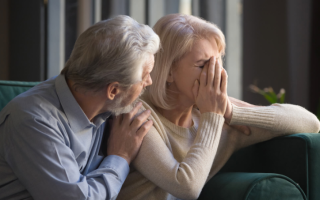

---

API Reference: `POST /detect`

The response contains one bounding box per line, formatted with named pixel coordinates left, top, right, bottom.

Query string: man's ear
left=106, top=82, right=121, bottom=100
left=166, top=68, right=174, bottom=83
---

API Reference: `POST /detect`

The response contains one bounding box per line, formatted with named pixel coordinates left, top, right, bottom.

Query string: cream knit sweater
left=117, top=97, right=320, bottom=200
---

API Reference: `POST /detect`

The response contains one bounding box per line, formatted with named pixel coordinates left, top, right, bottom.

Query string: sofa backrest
left=0, top=80, right=40, bottom=111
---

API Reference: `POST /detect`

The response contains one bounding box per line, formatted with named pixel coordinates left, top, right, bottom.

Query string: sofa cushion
left=0, top=80, right=39, bottom=111
left=199, top=172, right=306, bottom=200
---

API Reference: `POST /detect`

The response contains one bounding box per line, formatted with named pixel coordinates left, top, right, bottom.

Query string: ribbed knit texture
left=230, top=104, right=320, bottom=133
left=194, top=112, right=224, bottom=148
left=117, top=99, right=320, bottom=200
left=231, top=104, right=275, bottom=129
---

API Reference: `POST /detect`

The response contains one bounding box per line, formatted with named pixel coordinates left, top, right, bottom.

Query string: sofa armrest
left=199, top=172, right=306, bottom=200
left=218, top=133, right=320, bottom=200
left=286, top=133, right=320, bottom=200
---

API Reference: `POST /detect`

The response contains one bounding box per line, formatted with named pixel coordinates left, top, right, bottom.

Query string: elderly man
left=0, top=15, right=160, bottom=200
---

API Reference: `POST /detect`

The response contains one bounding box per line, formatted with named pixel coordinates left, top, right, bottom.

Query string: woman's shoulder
left=139, top=95, right=157, bottom=113
left=139, top=94, right=163, bottom=124
left=139, top=95, right=172, bottom=149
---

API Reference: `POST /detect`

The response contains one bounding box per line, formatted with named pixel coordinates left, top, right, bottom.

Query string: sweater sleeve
left=204, top=104, right=319, bottom=184
left=230, top=103, right=320, bottom=134
left=132, top=112, right=224, bottom=200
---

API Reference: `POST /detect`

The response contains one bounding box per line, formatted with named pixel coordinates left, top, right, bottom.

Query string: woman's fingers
left=213, top=60, right=222, bottom=90
left=195, top=56, right=228, bottom=115
left=207, top=57, right=215, bottom=87
left=200, top=59, right=209, bottom=87
left=220, top=68, right=228, bottom=93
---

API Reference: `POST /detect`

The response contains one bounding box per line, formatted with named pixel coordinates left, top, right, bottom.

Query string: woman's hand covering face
left=192, top=57, right=228, bottom=116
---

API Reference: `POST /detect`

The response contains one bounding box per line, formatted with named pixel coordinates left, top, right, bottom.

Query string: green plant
left=249, top=85, right=285, bottom=104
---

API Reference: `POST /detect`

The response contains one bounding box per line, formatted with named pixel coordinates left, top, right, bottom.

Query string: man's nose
left=146, top=77, right=152, bottom=86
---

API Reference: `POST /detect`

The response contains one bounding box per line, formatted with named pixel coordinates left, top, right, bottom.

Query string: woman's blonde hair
left=147, top=14, right=226, bottom=110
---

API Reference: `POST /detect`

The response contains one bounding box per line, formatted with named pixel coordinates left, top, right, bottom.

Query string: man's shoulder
left=0, top=78, right=64, bottom=126
left=0, top=78, right=69, bottom=155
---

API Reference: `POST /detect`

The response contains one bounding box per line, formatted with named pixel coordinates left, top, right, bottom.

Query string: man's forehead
left=143, top=54, right=154, bottom=72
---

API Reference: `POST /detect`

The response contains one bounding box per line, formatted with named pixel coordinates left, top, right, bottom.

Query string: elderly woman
left=117, top=14, right=320, bottom=200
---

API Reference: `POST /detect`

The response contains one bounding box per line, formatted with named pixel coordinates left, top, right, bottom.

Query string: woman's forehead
left=189, top=39, right=220, bottom=60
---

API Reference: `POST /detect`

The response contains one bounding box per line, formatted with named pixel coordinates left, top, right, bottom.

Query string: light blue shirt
left=0, top=75, right=129, bottom=200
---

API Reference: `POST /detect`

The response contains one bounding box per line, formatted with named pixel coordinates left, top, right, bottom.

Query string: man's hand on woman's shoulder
left=107, top=102, right=153, bottom=164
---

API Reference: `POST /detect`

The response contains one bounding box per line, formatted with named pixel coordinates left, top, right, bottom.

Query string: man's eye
left=199, top=65, right=204, bottom=69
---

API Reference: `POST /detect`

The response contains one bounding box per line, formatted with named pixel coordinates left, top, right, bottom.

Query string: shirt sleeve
left=3, top=114, right=129, bottom=200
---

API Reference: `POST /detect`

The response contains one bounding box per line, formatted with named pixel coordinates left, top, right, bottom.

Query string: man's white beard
left=109, top=99, right=137, bottom=116
left=108, top=87, right=146, bottom=116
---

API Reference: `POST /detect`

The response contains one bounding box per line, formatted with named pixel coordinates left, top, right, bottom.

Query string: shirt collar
left=92, top=112, right=112, bottom=127
left=55, top=74, right=92, bottom=133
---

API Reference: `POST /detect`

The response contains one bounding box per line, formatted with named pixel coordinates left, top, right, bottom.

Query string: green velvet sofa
left=200, top=133, right=320, bottom=200
left=0, top=80, right=40, bottom=111
left=1, top=80, right=319, bottom=200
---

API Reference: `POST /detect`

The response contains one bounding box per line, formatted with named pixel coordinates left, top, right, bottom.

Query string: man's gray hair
left=61, top=15, right=160, bottom=92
